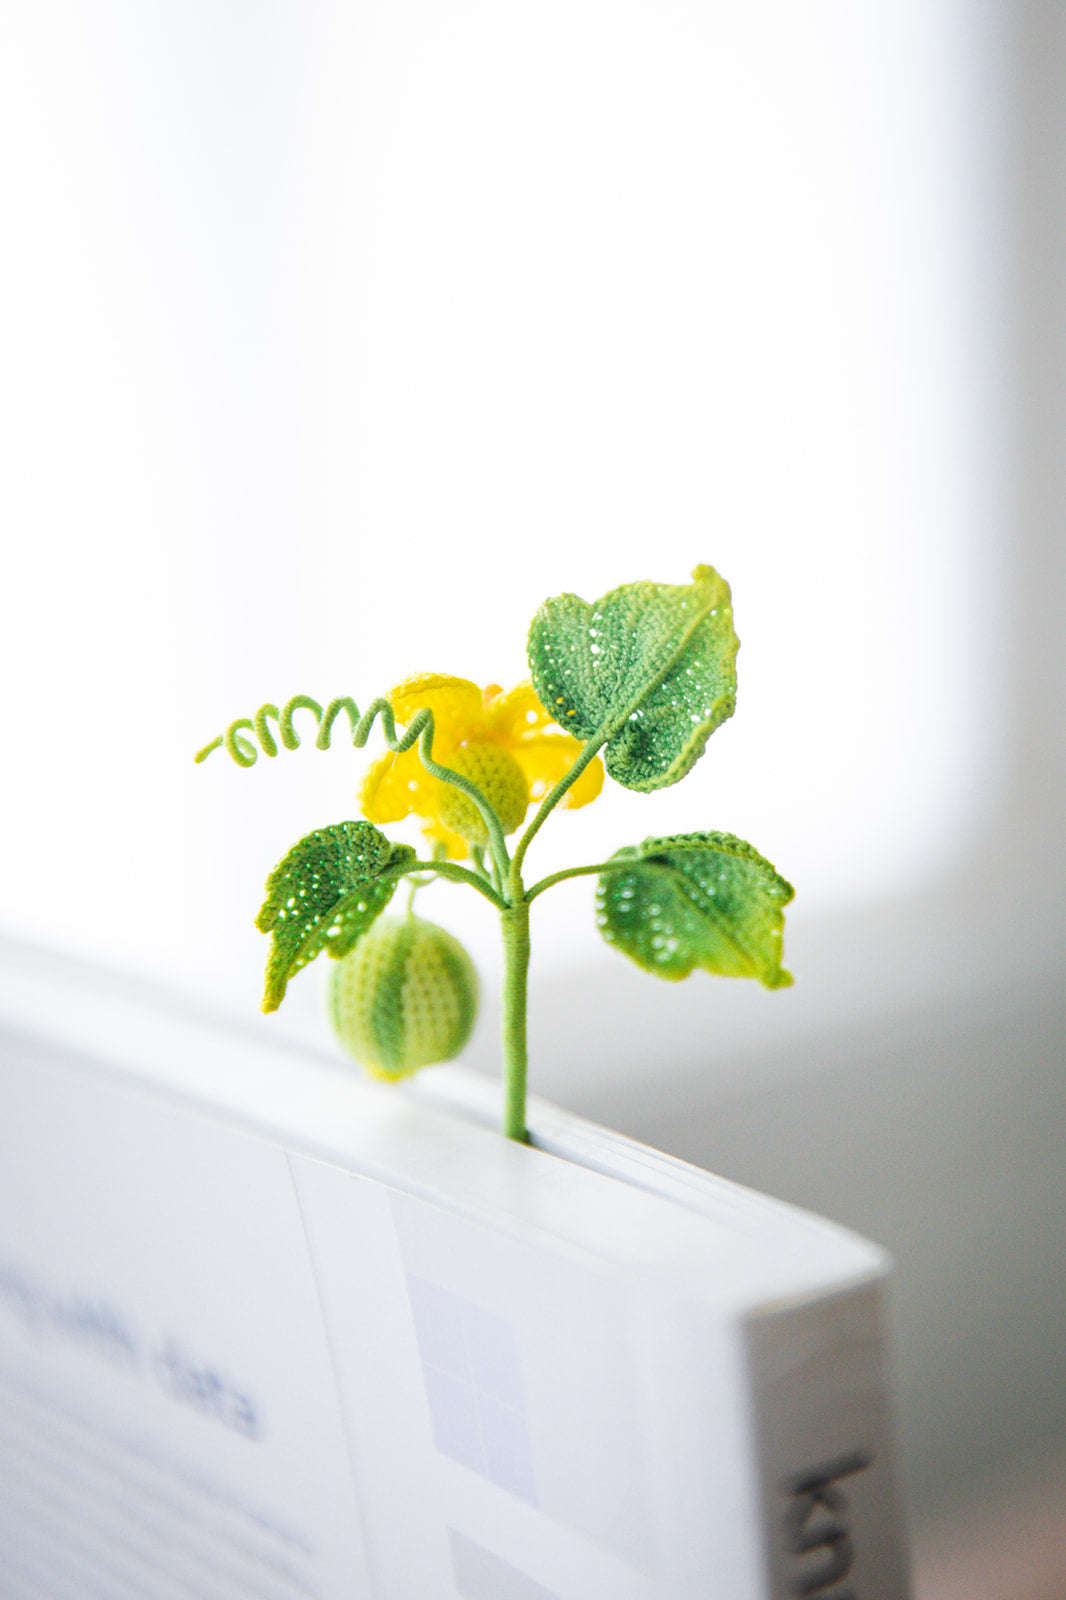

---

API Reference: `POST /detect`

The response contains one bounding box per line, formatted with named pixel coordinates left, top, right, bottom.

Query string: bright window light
left=0, top=1, right=1004, bottom=1008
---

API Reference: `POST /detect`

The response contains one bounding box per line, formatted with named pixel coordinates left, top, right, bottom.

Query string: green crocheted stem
left=500, top=897, right=532, bottom=1142
left=524, top=855, right=636, bottom=903
left=414, top=722, right=511, bottom=885
left=392, top=857, right=507, bottom=910
left=511, top=736, right=606, bottom=879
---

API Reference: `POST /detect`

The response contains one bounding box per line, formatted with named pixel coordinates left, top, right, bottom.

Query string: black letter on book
left=780, top=1450, right=872, bottom=1596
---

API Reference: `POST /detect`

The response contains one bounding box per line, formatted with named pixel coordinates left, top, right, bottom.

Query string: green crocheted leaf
left=256, top=821, right=416, bottom=1012
left=596, top=831, right=794, bottom=986
left=527, top=565, right=739, bottom=791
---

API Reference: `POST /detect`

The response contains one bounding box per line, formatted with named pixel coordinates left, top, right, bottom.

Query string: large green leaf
left=256, top=821, right=415, bottom=1011
left=527, top=565, right=739, bottom=791
left=596, top=831, right=793, bottom=986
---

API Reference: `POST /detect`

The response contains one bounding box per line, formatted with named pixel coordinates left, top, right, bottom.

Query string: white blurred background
left=2, top=2, right=1064, bottom=1587
left=0, top=0, right=1005, bottom=997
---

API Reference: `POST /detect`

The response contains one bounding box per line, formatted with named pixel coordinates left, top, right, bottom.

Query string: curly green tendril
left=196, top=694, right=512, bottom=882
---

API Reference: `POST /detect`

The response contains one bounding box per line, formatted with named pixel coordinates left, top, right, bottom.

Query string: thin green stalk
left=499, top=895, right=531, bottom=1141
left=525, top=856, right=636, bottom=903
left=417, top=725, right=511, bottom=885
left=385, top=857, right=508, bottom=910
left=496, top=734, right=616, bottom=1137
left=511, top=736, right=606, bottom=880
left=466, top=842, right=507, bottom=901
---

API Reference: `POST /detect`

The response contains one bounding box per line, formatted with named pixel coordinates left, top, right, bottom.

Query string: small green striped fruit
left=327, top=914, right=479, bottom=1080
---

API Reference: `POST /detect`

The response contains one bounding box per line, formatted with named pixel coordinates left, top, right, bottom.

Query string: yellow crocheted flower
left=359, top=674, right=604, bottom=858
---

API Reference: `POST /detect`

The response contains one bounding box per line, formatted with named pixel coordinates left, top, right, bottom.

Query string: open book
left=0, top=938, right=911, bottom=1598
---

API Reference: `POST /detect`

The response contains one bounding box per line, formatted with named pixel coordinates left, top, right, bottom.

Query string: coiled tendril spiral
left=194, top=694, right=510, bottom=869
left=194, top=695, right=404, bottom=768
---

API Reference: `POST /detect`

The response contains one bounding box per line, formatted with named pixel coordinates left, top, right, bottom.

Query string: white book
left=0, top=937, right=912, bottom=1599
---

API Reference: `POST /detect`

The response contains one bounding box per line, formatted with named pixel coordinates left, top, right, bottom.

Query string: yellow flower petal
left=563, top=750, right=606, bottom=809
left=511, top=735, right=605, bottom=808
left=388, top=673, right=483, bottom=748
left=359, top=746, right=448, bottom=824
left=482, top=681, right=555, bottom=744
left=418, top=817, right=471, bottom=859
left=360, top=673, right=602, bottom=861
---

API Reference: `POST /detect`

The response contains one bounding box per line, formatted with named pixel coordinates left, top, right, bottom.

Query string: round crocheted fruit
left=327, top=914, right=479, bottom=1080
left=435, top=744, right=529, bottom=844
